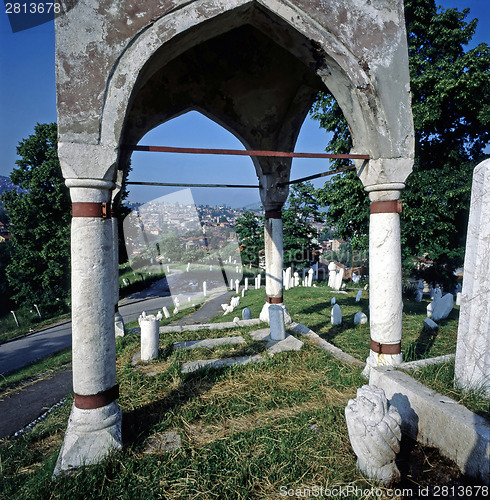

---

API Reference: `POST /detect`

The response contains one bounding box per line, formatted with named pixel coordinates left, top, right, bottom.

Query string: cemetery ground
left=0, top=285, right=488, bottom=499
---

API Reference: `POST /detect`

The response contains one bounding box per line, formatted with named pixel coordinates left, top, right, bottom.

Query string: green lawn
left=1, top=284, right=486, bottom=499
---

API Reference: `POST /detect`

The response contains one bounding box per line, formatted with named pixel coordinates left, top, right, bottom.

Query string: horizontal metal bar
left=127, top=181, right=259, bottom=189
left=280, top=165, right=356, bottom=186
left=122, top=144, right=370, bottom=160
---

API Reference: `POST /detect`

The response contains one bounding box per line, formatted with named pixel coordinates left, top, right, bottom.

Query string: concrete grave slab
left=174, top=336, right=245, bottom=350
left=369, top=366, right=490, bottom=484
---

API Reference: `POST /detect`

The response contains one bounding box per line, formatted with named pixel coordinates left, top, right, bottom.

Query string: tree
left=282, top=181, right=323, bottom=268
left=1, top=123, right=71, bottom=308
left=310, top=0, right=490, bottom=285
left=235, top=211, right=264, bottom=267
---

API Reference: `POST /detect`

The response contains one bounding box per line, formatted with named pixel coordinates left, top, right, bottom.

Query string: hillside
left=0, top=175, right=19, bottom=196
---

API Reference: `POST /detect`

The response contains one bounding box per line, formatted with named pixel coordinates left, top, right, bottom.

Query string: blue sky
left=1, top=1, right=489, bottom=208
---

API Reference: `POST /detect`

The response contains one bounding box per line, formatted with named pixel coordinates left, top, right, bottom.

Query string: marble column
left=260, top=209, right=289, bottom=327
left=265, top=210, right=283, bottom=303
left=362, top=184, right=404, bottom=377
left=455, top=159, right=490, bottom=396
left=54, top=178, right=122, bottom=476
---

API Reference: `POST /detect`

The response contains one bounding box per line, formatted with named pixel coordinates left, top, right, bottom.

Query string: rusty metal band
left=264, top=210, right=282, bottom=219
left=370, top=200, right=402, bottom=214
left=370, top=340, right=401, bottom=355
left=123, top=145, right=370, bottom=160
left=74, top=384, right=119, bottom=410
left=72, top=202, right=111, bottom=219
left=266, top=296, right=283, bottom=304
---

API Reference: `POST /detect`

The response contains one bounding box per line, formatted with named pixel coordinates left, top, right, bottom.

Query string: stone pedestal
left=363, top=186, right=404, bottom=376
left=269, top=304, right=286, bottom=341
left=53, top=402, right=122, bottom=476
left=139, top=313, right=160, bottom=361
left=455, top=160, right=490, bottom=396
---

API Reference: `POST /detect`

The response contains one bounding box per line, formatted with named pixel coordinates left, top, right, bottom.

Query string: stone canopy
left=54, top=0, right=414, bottom=474
left=56, top=0, right=414, bottom=202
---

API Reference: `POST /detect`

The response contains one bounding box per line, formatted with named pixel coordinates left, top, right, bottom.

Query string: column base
left=53, top=401, right=122, bottom=477
left=362, top=350, right=403, bottom=379
left=259, top=302, right=291, bottom=325
left=115, top=311, right=125, bottom=338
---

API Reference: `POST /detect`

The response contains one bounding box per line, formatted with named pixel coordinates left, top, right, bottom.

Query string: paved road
left=0, top=275, right=213, bottom=375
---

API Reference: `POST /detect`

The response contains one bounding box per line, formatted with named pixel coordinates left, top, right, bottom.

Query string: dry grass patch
left=181, top=396, right=347, bottom=448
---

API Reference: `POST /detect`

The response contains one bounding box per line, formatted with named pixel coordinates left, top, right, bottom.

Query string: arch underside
left=56, top=0, right=414, bottom=191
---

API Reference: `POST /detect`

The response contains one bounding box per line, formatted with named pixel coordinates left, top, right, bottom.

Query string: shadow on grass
left=405, top=325, right=439, bottom=361
left=123, top=337, right=269, bottom=449
left=122, top=368, right=224, bottom=449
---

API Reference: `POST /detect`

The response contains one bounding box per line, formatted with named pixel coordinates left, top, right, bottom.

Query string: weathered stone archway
left=54, top=0, right=414, bottom=473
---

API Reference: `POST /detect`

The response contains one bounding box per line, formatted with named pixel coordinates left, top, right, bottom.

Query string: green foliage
left=315, top=171, right=369, bottom=252
left=282, top=182, right=323, bottom=267
left=311, top=0, right=490, bottom=281
left=0, top=123, right=71, bottom=306
left=235, top=210, right=264, bottom=266
left=235, top=183, right=323, bottom=269
left=0, top=241, right=14, bottom=313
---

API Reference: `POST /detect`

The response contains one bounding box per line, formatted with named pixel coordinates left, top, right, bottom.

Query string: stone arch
left=98, top=0, right=413, bottom=187
left=54, top=0, right=414, bottom=474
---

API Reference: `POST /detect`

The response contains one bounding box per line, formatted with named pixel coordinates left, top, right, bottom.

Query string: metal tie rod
left=126, top=181, right=259, bottom=188
left=127, top=165, right=356, bottom=190
left=122, top=144, right=370, bottom=160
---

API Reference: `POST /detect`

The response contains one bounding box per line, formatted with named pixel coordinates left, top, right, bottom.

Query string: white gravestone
left=334, top=268, right=344, bottom=291
left=294, top=272, right=300, bottom=287
left=354, top=311, right=368, bottom=325
left=307, top=268, right=314, bottom=287
left=331, top=297, right=336, bottom=305
left=244, top=277, right=249, bottom=290
left=139, top=312, right=160, bottom=361
left=328, top=261, right=337, bottom=288
left=162, top=307, right=170, bottom=319
left=285, top=267, right=292, bottom=290
left=242, top=307, right=252, bottom=320
left=203, top=281, right=207, bottom=297
left=331, top=303, right=342, bottom=326
left=345, top=385, right=401, bottom=486
left=356, top=290, right=362, bottom=302
left=427, top=293, right=453, bottom=321
left=455, top=159, right=490, bottom=396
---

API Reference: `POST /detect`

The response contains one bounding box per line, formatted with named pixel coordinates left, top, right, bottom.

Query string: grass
left=1, top=337, right=371, bottom=499
left=0, top=305, right=70, bottom=345
left=405, top=360, right=490, bottom=420
left=213, top=283, right=459, bottom=363
left=0, top=283, right=484, bottom=498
